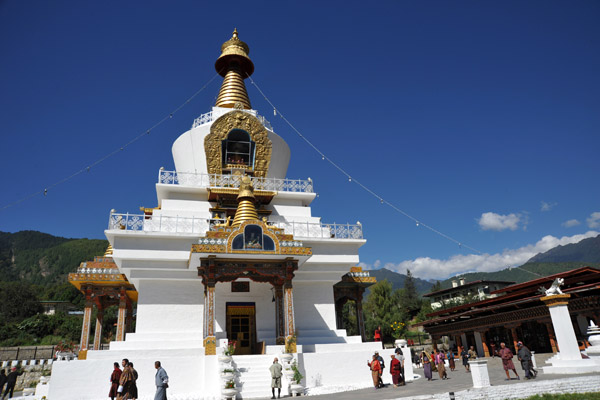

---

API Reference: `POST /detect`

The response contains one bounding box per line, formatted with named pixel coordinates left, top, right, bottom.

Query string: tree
left=430, top=280, right=442, bottom=292
left=0, top=282, right=41, bottom=323
left=401, top=269, right=422, bottom=314
left=363, top=280, right=408, bottom=342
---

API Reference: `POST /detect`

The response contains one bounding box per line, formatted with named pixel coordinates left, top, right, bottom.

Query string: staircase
left=232, top=354, right=283, bottom=399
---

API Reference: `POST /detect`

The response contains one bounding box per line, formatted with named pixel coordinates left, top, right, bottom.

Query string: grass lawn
left=523, top=393, right=600, bottom=400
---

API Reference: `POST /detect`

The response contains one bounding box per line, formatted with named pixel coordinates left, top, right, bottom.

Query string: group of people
left=109, top=359, right=169, bottom=400
left=420, top=348, right=456, bottom=381
left=367, top=348, right=406, bottom=389
left=0, top=367, right=23, bottom=399
left=417, top=340, right=538, bottom=383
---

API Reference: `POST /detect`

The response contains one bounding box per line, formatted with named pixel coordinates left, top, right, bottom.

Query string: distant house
left=424, top=277, right=515, bottom=310
left=40, top=301, right=80, bottom=315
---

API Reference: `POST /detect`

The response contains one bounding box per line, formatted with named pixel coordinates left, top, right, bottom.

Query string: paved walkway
left=300, top=353, right=596, bottom=399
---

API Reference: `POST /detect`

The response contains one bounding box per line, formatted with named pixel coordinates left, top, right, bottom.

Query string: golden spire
left=232, top=176, right=259, bottom=226
left=215, top=29, right=254, bottom=109
left=104, top=244, right=113, bottom=256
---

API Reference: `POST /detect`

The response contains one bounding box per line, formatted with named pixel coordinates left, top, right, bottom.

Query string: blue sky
left=1, top=1, right=599, bottom=280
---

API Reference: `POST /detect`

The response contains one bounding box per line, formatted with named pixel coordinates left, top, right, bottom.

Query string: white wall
left=294, top=281, right=337, bottom=331
left=135, top=280, right=204, bottom=334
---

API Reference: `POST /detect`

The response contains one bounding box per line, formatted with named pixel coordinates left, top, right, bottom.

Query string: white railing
left=158, top=170, right=314, bottom=193
left=191, top=110, right=273, bottom=131
left=107, top=213, right=363, bottom=239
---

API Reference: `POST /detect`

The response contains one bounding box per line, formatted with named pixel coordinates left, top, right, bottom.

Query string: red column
left=116, top=291, right=127, bottom=342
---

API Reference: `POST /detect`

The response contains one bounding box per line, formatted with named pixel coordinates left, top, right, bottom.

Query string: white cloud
left=562, top=219, right=581, bottom=228
left=373, top=259, right=381, bottom=268
left=587, top=212, right=600, bottom=228
left=478, top=212, right=521, bottom=231
left=541, top=201, right=557, bottom=212
left=378, top=231, right=599, bottom=280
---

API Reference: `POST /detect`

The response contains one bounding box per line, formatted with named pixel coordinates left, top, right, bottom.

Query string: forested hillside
left=0, top=231, right=108, bottom=347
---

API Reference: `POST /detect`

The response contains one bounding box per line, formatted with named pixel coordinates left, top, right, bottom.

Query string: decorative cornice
left=541, top=293, right=571, bottom=307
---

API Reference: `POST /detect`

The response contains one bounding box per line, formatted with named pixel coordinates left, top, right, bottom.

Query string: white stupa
left=49, top=30, right=382, bottom=400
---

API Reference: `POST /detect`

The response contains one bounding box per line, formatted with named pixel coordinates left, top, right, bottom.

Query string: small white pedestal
left=470, top=360, right=490, bottom=388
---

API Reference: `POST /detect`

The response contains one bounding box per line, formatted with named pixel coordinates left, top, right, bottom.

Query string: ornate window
left=231, top=224, right=275, bottom=251
left=222, top=129, right=255, bottom=169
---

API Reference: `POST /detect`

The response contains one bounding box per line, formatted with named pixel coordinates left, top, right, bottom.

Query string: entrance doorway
left=226, top=302, right=256, bottom=355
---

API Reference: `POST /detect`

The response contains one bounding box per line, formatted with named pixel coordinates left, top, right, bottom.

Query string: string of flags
left=247, top=75, right=484, bottom=256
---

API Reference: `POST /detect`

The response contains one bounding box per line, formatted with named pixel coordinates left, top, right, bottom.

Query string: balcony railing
left=158, top=170, right=314, bottom=193
left=192, top=110, right=273, bottom=131
left=108, top=213, right=363, bottom=239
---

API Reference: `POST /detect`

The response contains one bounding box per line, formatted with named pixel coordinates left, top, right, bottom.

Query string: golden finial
left=215, top=29, right=254, bottom=109
left=232, top=176, right=259, bottom=226
left=104, top=244, right=113, bottom=256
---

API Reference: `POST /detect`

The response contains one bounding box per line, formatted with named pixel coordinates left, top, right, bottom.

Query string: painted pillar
left=474, top=331, right=485, bottom=357
left=455, top=334, right=463, bottom=353
left=431, top=335, right=439, bottom=351
left=481, top=331, right=490, bottom=357
left=510, top=327, right=519, bottom=353
left=274, top=285, right=285, bottom=345
left=93, top=305, right=104, bottom=351
left=545, top=322, right=559, bottom=353
left=116, top=292, right=127, bottom=342
left=356, top=295, right=366, bottom=343
left=79, top=297, right=93, bottom=352
left=541, top=294, right=581, bottom=360
left=203, top=283, right=216, bottom=355
left=284, top=281, right=296, bottom=352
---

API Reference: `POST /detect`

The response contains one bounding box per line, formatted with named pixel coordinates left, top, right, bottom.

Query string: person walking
left=109, top=362, right=122, bottom=400
left=389, top=354, right=401, bottom=387
left=269, top=357, right=282, bottom=399
left=394, top=347, right=406, bottom=385
left=0, top=370, right=6, bottom=396
left=117, top=359, right=136, bottom=400
left=367, top=354, right=382, bottom=389
left=447, top=349, right=456, bottom=371
left=434, top=349, right=447, bottom=380
left=374, top=351, right=385, bottom=387
left=421, top=351, right=433, bottom=381
left=129, top=362, right=139, bottom=400
left=2, top=367, right=23, bottom=399
left=460, top=347, right=470, bottom=372
left=499, top=342, right=520, bottom=381
left=154, top=361, right=169, bottom=400
left=517, top=342, right=537, bottom=379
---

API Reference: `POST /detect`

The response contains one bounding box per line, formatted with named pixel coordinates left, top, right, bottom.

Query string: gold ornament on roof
left=232, top=176, right=259, bottom=226
left=104, top=244, right=113, bottom=256
left=215, top=29, right=254, bottom=109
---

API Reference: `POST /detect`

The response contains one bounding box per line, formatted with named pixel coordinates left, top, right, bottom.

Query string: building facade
left=422, top=267, right=600, bottom=358
left=50, top=31, right=381, bottom=400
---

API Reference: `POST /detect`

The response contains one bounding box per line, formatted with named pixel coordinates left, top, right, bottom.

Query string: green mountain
left=0, top=230, right=108, bottom=285
left=434, top=234, right=600, bottom=291
left=368, top=268, right=434, bottom=295
left=527, top=234, right=600, bottom=263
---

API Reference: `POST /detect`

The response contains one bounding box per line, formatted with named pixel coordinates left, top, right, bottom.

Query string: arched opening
left=222, top=129, right=255, bottom=169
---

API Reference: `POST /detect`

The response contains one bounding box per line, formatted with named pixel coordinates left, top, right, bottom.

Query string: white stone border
left=391, top=375, right=600, bottom=400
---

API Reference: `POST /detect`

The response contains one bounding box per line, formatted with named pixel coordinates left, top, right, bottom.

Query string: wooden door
left=226, top=303, right=256, bottom=355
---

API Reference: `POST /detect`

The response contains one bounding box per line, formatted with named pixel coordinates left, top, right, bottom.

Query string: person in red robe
left=367, top=354, right=382, bottom=389
left=374, top=326, right=382, bottom=342
left=389, top=354, right=402, bottom=387
left=499, top=342, right=520, bottom=381
left=109, top=362, right=122, bottom=400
